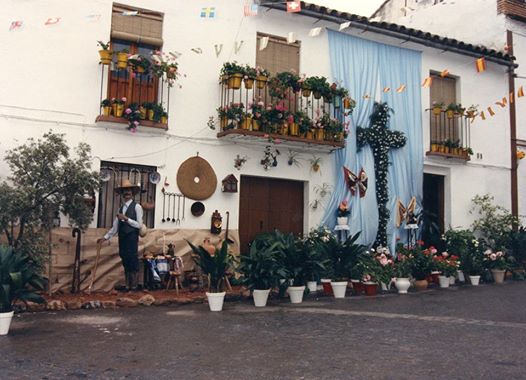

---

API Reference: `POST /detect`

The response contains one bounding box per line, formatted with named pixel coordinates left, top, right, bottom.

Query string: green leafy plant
left=243, top=64, right=257, bottom=79
left=152, top=103, right=165, bottom=122
left=237, top=242, right=287, bottom=291
left=123, top=103, right=141, bottom=131
left=127, top=54, right=151, bottom=72
left=0, top=245, right=46, bottom=313
left=220, top=61, right=245, bottom=77
left=97, top=41, right=110, bottom=50
left=100, top=99, right=111, bottom=107
left=268, top=71, right=301, bottom=99
left=293, top=111, right=312, bottom=135
left=320, top=232, right=365, bottom=281
left=187, top=240, right=234, bottom=293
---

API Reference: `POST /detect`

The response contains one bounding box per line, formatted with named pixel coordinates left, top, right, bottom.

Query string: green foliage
left=0, top=132, right=100, bottom=268
left=0, top=245, right=45, bottom=313
left=268, top=72, right=301, bottom=98
left=393, top=253, right=412, bottom=278
left=293, top=111, right=312, bottom=135
left=238, top=242, right=287, bottom=290
left=302, top=76, right=331, bottom=99
left=396, top=244, right=433, bottom=280
left=97, top=41, right=110, bottom=50
left=187, top=240, right=234, bottom=293
left=508, top=228, right=526, bottom=269
left=220, top=61, right=245, bottom=76
left=470, top=194, right=519, bottom=250
left=320, top=232, right=365, bottom=281
left=127, top=54, right=151, bottom=72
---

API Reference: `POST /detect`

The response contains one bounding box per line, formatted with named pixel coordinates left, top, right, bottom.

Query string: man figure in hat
left=98, top=178, right=143, bottom=291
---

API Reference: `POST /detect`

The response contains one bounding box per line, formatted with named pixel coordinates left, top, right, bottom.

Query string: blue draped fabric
left=323, top=30, right=423, bottom=252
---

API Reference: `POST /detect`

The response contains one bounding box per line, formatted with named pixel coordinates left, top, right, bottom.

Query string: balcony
left=426, top=108, right=473, bottom=161
left=497, top=0, right=526, bottom=22
left=216, top=67, right=353, bottom=152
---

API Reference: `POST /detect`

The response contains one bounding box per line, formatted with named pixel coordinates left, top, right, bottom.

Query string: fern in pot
left=0, top=245, right=46, bottom=335
left=187, top=240, right=234, bottom=311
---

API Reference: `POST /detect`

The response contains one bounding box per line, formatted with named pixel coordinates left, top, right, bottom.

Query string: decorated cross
left=357, top=102, right=406, bottom=247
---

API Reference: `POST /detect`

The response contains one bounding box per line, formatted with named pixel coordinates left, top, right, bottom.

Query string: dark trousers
left=118, top=231, right=139, bottom=272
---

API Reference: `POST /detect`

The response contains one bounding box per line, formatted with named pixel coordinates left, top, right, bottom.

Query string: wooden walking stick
left=87, top=241, right=103, bottom=294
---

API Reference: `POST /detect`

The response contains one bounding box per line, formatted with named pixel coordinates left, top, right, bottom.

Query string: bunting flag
left=496, top=97, right=507, bottom=108
left=510, top=92, right=514, bottom=104
left=518, top=86, right=524, bottom=97
left=480, top=111, right=486, bottom=120
left=396, top=84, right=406, bottom=93
left=487, top=107, right=495, bottom=116
left=339, top=21, right=351, bottom=31
left=383, top=87, right=391, bottom=93
left=9, top=20, right=23, bottom=31
left=44, top=17, right=61, bottom=25
left=200, top=7, right=216, bottom=18
left=287, top=32, right=296, bottom=44
left=363, top=94, right=370, bottom=99
left=308, top=27, right=322, bottom=37
left=259, top=36, right=269, bottom=51
left=286, top=1, right=301, bottom=13
left=440, top=69, right=449, bottom=78
left=475, top=57, right=486, bottom=73
left=243, top=3, right=258, bottom=16
left=122, top=11, right=138, bottom=16
left=422, top=76, right=433, bottom=88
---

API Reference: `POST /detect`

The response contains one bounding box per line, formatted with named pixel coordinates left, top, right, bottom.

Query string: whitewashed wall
left=0, top=0, right=512, bottom=236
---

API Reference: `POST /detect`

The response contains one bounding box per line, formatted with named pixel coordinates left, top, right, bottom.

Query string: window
left=430, top=72, right=458, bottom=143
left=108, top=3, right=164, bottom=105
left=98, top=161, right=157, bottom=228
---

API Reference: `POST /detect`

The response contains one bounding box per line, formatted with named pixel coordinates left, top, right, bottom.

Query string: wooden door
left=239, top=176, right=304, bottom=253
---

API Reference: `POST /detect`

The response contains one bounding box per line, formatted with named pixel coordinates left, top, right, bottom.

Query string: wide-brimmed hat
left=114, top=178, right=141, bottom=194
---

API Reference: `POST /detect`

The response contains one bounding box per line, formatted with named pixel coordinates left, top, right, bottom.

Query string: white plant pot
left=337, top=217, right=348, bottom=226
left=252, top=289, right=271, bottom=307
left=206, top=292, right=226, bottom=311
left=307, top=281, right=318, bottom=293
left=449, top=276, right=456, bottom=285
left=457, top=270, right=465, bottom=282
left=438, top=275, right=450, bottom=288
left=469, top=275, right=480, bottom=286
left=287, top=286, right=305, bottom=304
left=0, top=311, right=14, bottom=335
left=395, top=278, right=411, bottom=294
left=330, top=281, right=348, bottom=298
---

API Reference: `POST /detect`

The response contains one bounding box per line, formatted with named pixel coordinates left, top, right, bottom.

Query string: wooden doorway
left=423, top=173, right=445, bottom=247
left=239, top=176, right=304, bottom=253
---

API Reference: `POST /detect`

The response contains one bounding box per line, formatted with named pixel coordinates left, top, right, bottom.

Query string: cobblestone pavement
left=1, top=282, right=525, bottom=380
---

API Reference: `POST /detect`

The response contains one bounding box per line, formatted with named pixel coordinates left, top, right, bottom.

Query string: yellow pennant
left=440, top=69, right=449, bottom=78
left=383, top=87, right=391, bottom=93
left=518, top=86, right=524, bottom=97
left=480, top=111, right=486, bottom=120
left=488, top=107, right=495, bottom=116
left=422, top=76, right=433, bottom=88
left=396, top=84, right=406, bottom=93
left=510, top=92, right=514, bottom=104
left=363, top=94, right=370, bottom=99
left=475, top=57, right=486, bottom=73
left=495, top=100, right=506, bottom=108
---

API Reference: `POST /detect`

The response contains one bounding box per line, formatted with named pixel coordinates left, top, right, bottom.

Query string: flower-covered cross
left=357, top=102, right=407, bottom=247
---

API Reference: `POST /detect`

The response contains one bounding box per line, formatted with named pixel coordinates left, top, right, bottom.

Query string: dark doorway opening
left=422, top=173, right=445, bottom=248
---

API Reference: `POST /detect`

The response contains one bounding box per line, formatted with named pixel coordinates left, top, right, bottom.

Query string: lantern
left=221, top=174, right=238, bottom=193
left=211, top=210, right=222, bottom=234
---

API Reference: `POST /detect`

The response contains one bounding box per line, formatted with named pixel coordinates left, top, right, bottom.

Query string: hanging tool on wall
left=167, top=193, right=172, bottom=222
left=161, top=190, right=166, bottom=223
left=173, top=194, right=178, bottom=224
left=71, top=227, right=82, bottom=294
left=175, top=195, right=181, bottom=225
left=182, top=196, right=186, bottom=221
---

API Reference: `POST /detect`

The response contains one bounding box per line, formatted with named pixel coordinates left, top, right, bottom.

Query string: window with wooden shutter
left=430, top=72, right=458, bottom=143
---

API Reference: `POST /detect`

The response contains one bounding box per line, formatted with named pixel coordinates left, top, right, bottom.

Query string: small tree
left=0, top=132, right=100, bottom=269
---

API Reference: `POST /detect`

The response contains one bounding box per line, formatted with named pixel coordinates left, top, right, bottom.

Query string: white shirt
left=104, top=199, right=144, bottom=240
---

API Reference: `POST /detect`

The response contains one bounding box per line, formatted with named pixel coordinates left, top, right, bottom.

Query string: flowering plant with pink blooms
left=123, top=103, right=141, bottom=132
left=249, top=99, right=265, bottom=120
left=483, top=249, right=509, bottom=270
left=432, top=251, right=460, bottom=277
left=373, top=246, right=394, bottom=284
left=112, top=97, right=126, bottom=105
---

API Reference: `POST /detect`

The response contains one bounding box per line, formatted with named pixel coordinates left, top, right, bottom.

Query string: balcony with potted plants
left=95, top=43, right=179, bottom=132
left=426, top=103, right=475, bottom=161
left=216, top=62, right=355, bottom=152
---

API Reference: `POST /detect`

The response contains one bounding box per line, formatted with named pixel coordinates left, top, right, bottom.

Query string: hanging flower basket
left=98, top=50, right=113, bottom=65
left=116, top=52, right=128, bottom=70
left=227, top=74, right=243, bottom=89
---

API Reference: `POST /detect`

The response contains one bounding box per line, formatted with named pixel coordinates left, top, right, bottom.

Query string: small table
left=334, top=224, right=350, bottom=243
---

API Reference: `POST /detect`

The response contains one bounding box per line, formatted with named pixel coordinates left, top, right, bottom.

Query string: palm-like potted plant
left=274, top=232, right=309, bottom=303
left=238, top=242, right=286, bottom=307
left=0, top=246, right=46, bottom=335
left=187, top=240, right=234, bottom=311
left=97, top=41, right=112, bottom=65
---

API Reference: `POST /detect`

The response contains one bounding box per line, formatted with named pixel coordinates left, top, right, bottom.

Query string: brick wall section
left=498, top=0, right=526, bottom=22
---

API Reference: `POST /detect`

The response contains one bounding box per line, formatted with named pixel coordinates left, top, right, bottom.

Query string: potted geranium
left=243, top=64, right=257, bottom=89
left=483, top=249, right=509, bottom=284
left=97, top=40, right=112, bottom=65
left=100, top=99, right=111, bottom=116
left=187, top=240, right=234, bottom=311
left=128, top=54, right=151, bottom=73
left=409, top=244, right=434, bottom=290
left=255, top=66, right=270, bottom=89
left=393, top=245, right=412, bottom=293
left=249, top=99, right=265, bottom=131
left=433, top=251, right=459, bottom=288
left=0, top=246, right=45, bottom=335
left=373, top=246, right=394, bottom=291
left=123, top=103, right=141, bottom=132
left=217, top=102, right=245, bottom=130
left=111, top=97, right=126, bottom=117
left=336, top=200, right=350, bottom=225
left=220, top=61, right=245, bottom=89
left=238, top=242, right=286, bottom=307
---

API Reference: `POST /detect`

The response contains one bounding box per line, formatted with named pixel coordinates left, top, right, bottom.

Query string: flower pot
left=315, top=129, right=324, bottom=141
left=253, top=289, right=271, bottom=307
left=116, top=52, right=128, bottom=69
left=337, top=217, right=348, bottom=226
left=446, top=110, right=454, bottom=119
left=241, top=118, right=251, bottom=130
left=102, top=106, right=111, bottom=116
left=147, top=109, right=154, bottom=121
left=0, top=311, right=14, bottom=336
left=330, top=281, right=348, bottom=298
left=430, top=143, right=439, bottom=152
left=432, top=107, right=442, bottom=116
left=206, top=291, right=226, bottom=311
left=302, top=89, right=312, bottom=98
left=134, top=65, right=145, bottom=74
left=414, top=279, right=429, bottom=291
left=280, top=123, right=289, bottom=135
left=320, top=279, right=333, bottom=295
left=255, top=75, right=268, bottom=89
left=351, top=280, right=364, bottom=295
left=287, top=286, right=305, bottom=304
left=139, top=107, right=146, bottom=120
left=449, top=276, right=456, bottom=285
left=395, top=278, right=411, bottom=294
left=220, top=117, right=228, bottom=131
left=289, top=122, right=299, bottom=136
left=438, top=275, right=450, bottom=288
left=112, top=104, right=124, bottom=118
left=491, top=269, right=506, bottom=284
left=252, top=120, right=260, bottom=131
left=244, top=78, right=254, bottom=89
left=457, top=270, right=465, bottom=282
left=306, top=130, right=314, bottom=140
left=313, top=91, right=322, bottom=100
left=307, top=281, right=318, bottom=293
left=227, top=73, right=243, bottom=89
left=431, top=271, right=440, bottom=285
left=469, top=275, right=480, bottom=286
left=98, top=49, right=113, bottom=65
left=161, top=116, right=168, bottom=124
left=363, top=282, right=378, bottom=296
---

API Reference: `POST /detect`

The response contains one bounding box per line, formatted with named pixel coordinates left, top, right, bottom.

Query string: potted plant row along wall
left=0, top=246, right=46, bottom=335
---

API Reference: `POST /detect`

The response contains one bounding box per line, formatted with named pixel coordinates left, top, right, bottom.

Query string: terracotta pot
left=98, top=49, right=112, bottom=65
left=363, top=282, right=378, bottom=296
left=255, top=75, right=268, bottom=89
left=351, top=280, right=364, bottom=295
left=414, top=279, right=429, bottom=291
left=321, top=279, right=333, bottom=296
left=227, top=73, right=243, bottom=89
left=306, top=130, right=314, bottom=140
left=244, top=78, right=254, bottom=89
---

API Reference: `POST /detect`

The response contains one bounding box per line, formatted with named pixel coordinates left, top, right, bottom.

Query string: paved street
left=1, top=282, right=525, bottom=380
